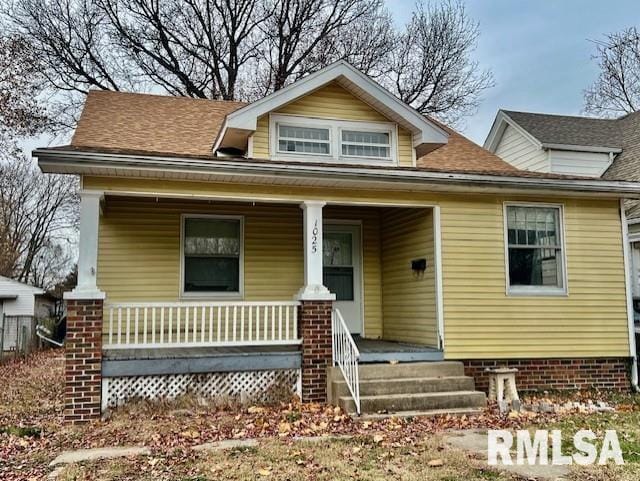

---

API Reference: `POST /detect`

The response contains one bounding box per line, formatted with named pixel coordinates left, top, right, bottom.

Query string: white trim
left=218, top=60, right=448, bottom=148
left=502, top=202, right=569, bottom=297
left=269, top=114, right=397, bottom=166
left=179, top=214, right=245, bottom=300
left=621, top=199, right=639, bottom=389
left=484, top=111, right=543, bottom=152
left=246, top=134, right=254, bottom=158
left=433, top=205, right=445, bottom=350
left=36, top=149, right=640, bottom=198
left=105, top=340, right=302, bottom=349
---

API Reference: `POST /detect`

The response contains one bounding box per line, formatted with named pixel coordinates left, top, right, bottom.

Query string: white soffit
left=220, top=61, right=449, bottom=149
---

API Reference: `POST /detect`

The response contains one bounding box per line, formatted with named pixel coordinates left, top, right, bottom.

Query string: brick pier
left=299, top=300, right=333, bottom=403
left=64, top=299, right=103, bottom=424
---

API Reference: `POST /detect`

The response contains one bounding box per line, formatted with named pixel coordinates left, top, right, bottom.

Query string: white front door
left=323, top=223, right=363, bottom=334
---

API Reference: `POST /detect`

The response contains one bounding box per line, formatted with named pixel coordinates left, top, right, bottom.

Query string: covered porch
left=71, top=189, right=445, bottom=409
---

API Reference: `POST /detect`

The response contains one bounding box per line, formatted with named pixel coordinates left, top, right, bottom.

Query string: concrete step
left=331, top=375, right=476, bottom=398
left=329, top=361, right=466, bottom=382
left=339, top=390, right=487, bottom=414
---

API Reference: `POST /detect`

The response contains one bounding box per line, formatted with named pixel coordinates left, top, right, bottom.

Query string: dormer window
left=270, top=114, right=397, bottom=165
left=278, top=125, right=331, bottom=155
left=341, top=130, right=391, bottom=159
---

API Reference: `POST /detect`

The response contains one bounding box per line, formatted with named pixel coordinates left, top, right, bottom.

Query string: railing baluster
left=293, top=306, right=298, bottom=343
left=240, top=305, right=245, bottom=342
left=271, top=305, right=276, bottom=341
left=168, top=307, right=173, bottom=344
left=248, top=305, right=253, bottom=342
left=263, top=305, right=268, bottom=341
left=209, top=306, right=214, bottom=343
left=232, top=306, right=237, bottom=342
left=125, top=308, right=131, bottom=344
left=176, top=307, right=181, bottom=343
left=160, top=307, right=165, bottom=344
left=278, top=305, right=283, bottom=341
left=117, top=308, right=122, bottom=344
left=185, top=307, right=190, bottom=343
left=143, top=308, right=148, bottom=344
left=109, top=308, right=114, bottom=345
left=192, top=306, right=197, bottom=343
left=201, top=306, right=206, bottom=343
left=217, top=306, right=222, bottom=342
left=224, top=306, right=229, bottom=342
left=285, top=306, right=290, bottom=341
left=134, top=308, right=139, bottom=344
left=151, top=308, right=156, bottom=344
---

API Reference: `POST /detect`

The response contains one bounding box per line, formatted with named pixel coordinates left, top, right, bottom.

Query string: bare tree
left=0, top=156, right=78, bottom=288
left=2, top=0, right=494, bottom=128
left=385, top=1, right=493, bottom=125
left=585, top=27, right=640, bottom=117
left=0, top=35, right=49, bottom=150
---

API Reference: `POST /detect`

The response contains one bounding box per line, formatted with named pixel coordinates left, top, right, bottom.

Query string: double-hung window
left=277, top=125, right=330, bottom=155
left=182, top=216, right=243, bottom=296
left=505, top=204, right=566, bottom=295
left=341, top=130, right=391, bottom=159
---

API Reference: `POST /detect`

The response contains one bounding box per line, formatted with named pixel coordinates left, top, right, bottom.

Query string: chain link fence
left=0, top=314, right=39, bottom=362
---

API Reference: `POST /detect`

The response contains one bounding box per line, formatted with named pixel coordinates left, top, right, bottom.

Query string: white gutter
left=621, top=199, right=639, bottom=391
left=34, top=148, right=640, bottom=198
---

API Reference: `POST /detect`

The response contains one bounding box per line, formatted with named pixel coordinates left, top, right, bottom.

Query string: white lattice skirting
left=102, top=369, right=301, bottom=410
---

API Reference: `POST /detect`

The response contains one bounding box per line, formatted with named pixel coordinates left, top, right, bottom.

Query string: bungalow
left=35, top=62, right=640, bottom=424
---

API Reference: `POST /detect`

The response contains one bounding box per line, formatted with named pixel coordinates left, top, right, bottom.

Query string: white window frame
left=276, top=122, right=333, bottom=158
left=180, top=214, right=245, bottom=299
left=270, top=113, right=397, bottom=165
left=503, top=202, right=568, bottom=297
left=339, top=127, right=393, bottom=161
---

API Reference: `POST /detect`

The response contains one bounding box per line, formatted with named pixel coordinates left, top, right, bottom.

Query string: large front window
left=505, top=204, right=566, bottom=295
left=182, top=216, right=242, bottom=295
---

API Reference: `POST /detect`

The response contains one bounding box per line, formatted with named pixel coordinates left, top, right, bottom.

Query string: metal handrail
left=332, top=308, right=361, bottom=414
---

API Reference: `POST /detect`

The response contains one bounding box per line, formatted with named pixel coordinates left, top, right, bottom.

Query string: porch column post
left=64, top=190, right=105, bottom=424
left=68, top=191, right=105, bottom=300
left=297, top=201, right=335, bottom=404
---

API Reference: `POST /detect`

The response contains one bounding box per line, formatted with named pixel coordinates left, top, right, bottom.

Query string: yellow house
left=36, top=62, right=640, bottom=422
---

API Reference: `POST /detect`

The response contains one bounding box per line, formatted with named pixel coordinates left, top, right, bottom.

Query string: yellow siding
left=252, top=82, right=414, bottom=166
left=381, top=208, right=437, bottom=347
left=86, top=176, right=630, bottom=359
left=98, top=198, right=303, bottom=302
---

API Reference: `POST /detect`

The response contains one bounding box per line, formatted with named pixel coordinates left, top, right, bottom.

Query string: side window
left=505, top=204, right=566, bottom=295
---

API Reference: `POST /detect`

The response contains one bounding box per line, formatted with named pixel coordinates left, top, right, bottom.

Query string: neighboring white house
left=0, top=275, right=55, bottom=351
left=485, top=109, right=640, bottom=303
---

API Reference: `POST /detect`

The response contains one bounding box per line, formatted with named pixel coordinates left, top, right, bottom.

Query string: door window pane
left=183, top=217, right=241, bottom=293
left=323, top=232, right=354, bottom=301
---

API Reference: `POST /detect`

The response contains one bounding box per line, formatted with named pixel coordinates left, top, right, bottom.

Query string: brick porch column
left=64, top=299, right=103, bottom=424
left=299, top=300, right=333, bottom=403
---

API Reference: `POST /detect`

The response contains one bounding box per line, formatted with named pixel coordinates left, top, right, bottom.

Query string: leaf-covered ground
left=2, top=350, right=640, bottom=480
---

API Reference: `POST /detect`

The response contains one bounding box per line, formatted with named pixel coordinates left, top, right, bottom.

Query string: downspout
left=620, top=199, right=639, bottom=391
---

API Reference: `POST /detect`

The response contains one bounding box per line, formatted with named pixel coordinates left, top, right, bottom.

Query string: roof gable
left=218, top=61, right=449, bottom=151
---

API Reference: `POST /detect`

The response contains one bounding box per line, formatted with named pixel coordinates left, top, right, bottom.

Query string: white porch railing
left=332, top=308, right=360, bottom=414
left=104, top=301, right=301, bottom=349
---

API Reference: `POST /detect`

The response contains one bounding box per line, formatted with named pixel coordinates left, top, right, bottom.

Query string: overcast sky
left=389, top=0, right=640, bottom=144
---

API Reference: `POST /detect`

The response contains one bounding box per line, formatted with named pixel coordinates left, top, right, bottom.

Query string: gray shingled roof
left=503, top=110, right=623, bottom=149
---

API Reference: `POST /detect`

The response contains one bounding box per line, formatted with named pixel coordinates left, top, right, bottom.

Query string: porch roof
left=35, top=146, right=640, bottom=198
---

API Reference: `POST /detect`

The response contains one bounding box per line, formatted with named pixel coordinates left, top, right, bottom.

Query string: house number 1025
left=311, top=220, right=319, bottom=254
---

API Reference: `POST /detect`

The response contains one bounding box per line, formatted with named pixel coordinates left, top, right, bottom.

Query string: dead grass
left=55, top=436, right=515, bottom=481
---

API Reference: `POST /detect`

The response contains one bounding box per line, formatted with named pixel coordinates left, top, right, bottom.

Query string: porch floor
left=355, top=337, right=443, bottom=363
